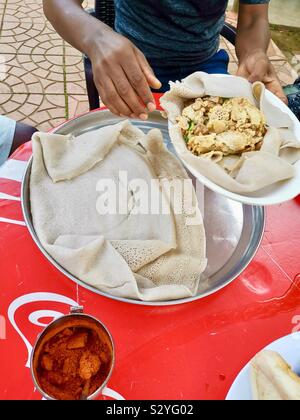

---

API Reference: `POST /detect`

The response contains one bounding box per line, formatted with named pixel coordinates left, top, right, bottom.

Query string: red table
left=1, top=97, right=300, bottom=400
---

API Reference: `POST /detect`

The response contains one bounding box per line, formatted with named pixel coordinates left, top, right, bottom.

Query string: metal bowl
left=31, top=306, right=115, bottom=400
left=22, top=110, right=265, bottom=306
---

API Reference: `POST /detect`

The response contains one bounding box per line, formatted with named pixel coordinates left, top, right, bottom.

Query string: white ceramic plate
left=169, top=76, right=300, bottom=206
left=226, top=332, right=300, bottom=400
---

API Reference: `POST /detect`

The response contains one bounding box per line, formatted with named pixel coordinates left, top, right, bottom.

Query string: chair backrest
left=95, top=0, right=115, bottom=28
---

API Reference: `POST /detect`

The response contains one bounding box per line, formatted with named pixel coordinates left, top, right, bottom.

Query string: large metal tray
left=21, top=110, right=265, bottom=306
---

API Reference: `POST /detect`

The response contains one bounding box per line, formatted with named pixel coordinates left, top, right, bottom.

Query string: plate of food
left=21, top=110, right=265, bottom=305
left=161, top=73, right=300, bottom=206
left=226, top=332, right=300, bottom=400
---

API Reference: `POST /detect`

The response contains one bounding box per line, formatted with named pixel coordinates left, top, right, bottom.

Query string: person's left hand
left=237, top=49, right=288, bottom=104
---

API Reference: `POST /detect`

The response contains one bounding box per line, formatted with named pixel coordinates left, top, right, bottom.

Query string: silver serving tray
left=21, top=110, right=265, bottom=306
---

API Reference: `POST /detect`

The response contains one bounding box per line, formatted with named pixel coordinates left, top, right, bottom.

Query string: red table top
left=1, top=95, right=300, bottom=400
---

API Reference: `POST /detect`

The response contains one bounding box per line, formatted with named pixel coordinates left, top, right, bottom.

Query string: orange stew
left=36, top=326, right=112, bottom=400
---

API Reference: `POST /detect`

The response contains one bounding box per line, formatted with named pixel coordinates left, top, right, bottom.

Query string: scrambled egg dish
left=176, top=96, right=267, bottom=159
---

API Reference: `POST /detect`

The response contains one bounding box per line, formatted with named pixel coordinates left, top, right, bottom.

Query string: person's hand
left=89, top=28, right=162, bottom=119
left=236, top=49, right=288, bottom=104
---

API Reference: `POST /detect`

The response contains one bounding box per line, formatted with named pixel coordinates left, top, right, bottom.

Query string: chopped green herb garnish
left=183, top=133, right=189, bottom=143
left=188, top=121, right=195, bottom=131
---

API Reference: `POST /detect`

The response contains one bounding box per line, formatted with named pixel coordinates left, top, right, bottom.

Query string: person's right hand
left=89, top=27, right=162, bottom=119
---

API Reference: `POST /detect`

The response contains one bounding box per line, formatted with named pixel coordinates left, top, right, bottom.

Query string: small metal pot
left=30, top=306, right=115, bottom=400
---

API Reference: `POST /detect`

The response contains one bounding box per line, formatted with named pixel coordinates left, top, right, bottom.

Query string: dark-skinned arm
left=43, top=0, right=161, bottom=118
left=235, top=3, right=287, bottom=103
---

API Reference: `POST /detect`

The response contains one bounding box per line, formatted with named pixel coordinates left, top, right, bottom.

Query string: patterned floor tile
left=0, top=92, right=67, bottom=130
left=0, top=53, right=65, bottom=94
left=4, top=0, right=48, bottom=23
left=64, top=43, right=83, bottom=57
left=268, top=40, right=287, bottom=61
left=272, top=60, right=298, bottom=85
left=0, top=23, right=64, bottom=56
left=67, top=94, right=90, bottom=119
left=65, top=55, right=87, bottom=95
left=65, top=54, right=85, bottom=82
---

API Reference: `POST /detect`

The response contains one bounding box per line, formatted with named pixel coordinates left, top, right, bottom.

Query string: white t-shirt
left=0, top=115, right=16, bottom=166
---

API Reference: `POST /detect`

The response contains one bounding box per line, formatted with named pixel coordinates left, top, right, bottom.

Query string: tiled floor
left=0, top=2, right=298, bottom=131
left=0, top=0, right=93, bottom=130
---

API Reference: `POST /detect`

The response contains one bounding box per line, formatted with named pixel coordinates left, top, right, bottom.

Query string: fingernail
left=120, top=114, right=126, bottom=118
left=139, top=113, right=148, bottom=120
left=149, top=74, right=162, bottom=89
left=155, top=79, right=162, bottom=88
left=130, top=114, right=136, bottom=119
left=147, top=102, right=156, bottom=112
